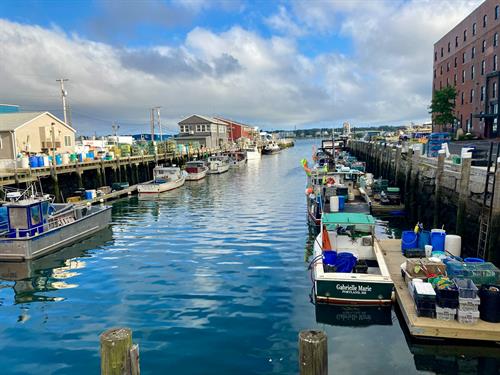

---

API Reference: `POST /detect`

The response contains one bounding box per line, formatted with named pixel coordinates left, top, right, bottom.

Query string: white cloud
left=0, top=1, right=485, bottom=133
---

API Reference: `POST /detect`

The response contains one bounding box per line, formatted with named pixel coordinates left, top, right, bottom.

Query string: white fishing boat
left=244, top=145, right=261, bottom=160
left=207, top=155, right=230, bottom=174
left=137, top=166, right=187, bottom=193
left=185, top=161, right=209, bottom=181
left=311, top=213, right=393, bottom=305
left=262, top=142, right=281, bottom=155
left=0, top=186, right=111, bottom=261
left=228, top=151, right=247, bottom=168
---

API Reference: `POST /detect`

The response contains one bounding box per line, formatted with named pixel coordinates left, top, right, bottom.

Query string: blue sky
left=0, top=0, right=482, bottom=134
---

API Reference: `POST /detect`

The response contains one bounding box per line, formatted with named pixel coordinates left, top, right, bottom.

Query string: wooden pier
left=378, top=239, right=500, bottom=342
left=359, top=188, right=405, bottom=217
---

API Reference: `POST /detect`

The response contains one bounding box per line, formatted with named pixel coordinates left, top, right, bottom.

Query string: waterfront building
left=433, top=0, right=500, bottom=138
left=0, top=111, right=76, bottom=159
left=176, top=115, right=228, bottom=148
left=214, top=117, right=255, bottom=142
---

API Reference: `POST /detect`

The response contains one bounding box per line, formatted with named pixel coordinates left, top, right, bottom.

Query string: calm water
left=0, top=140, right=498, bottom=374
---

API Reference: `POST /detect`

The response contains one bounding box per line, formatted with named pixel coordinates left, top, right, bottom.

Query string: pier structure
left=349, top=140, right=500, bottom=263
left=0, top=148, right=219, bottom=204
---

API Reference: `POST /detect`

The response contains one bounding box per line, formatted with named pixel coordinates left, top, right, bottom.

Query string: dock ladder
left=477, top=142, right=500, bottom=259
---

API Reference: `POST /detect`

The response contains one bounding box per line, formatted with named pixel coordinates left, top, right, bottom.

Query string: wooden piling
left=100, top=327, right=140, bottom=375
left=433, top=152, right=445, bottom=228
left=456, top=154, right=472, bottom=236
left=298, top=330, right=327, bottom=375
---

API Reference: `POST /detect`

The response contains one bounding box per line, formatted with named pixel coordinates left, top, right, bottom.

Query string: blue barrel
left=87, top=151, right=95, bottom=159
left=37, top=155, right=44, bottom=167
left=418, top=230, right=431, bottom=249
left=431, top=231, right=446, bottom=252
left=29, top=156, right=39, bottom=168
left=55, top=154, right=62, bottom=165
left=84, top=191, right=93, bottom=200
left=338, top=195, right=345, bottom=211
left=401, top=231, right=418, bottom=252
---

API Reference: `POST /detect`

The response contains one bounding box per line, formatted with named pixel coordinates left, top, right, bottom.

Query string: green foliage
left=429, top=86, right=457, bottom=126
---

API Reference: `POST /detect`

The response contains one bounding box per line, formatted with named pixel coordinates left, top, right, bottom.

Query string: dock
left=359, top=187, right=405, bottom=217
left=379, top=239, right=500, bottom=342
left=77, top=183, right=141, bottom=206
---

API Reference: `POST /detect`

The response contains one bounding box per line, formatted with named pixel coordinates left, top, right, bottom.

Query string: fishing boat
left=228, top=151, right=247, bottom=168
left=0, top=186, right=111, bottom=261
left=207, top=155, right=230, bottom=174
left=137, top=166, right=187, bottom=193
left=311, top=213, right=394, bottom=305
left=244, top=144, right=261, bottom=160
left=262, top=142, right=281, bottom=155
left=185, top=160, right=209, bottom=181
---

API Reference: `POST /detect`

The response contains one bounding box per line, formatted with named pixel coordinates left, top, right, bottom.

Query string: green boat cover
left=322, top=213, right=376, bottom=225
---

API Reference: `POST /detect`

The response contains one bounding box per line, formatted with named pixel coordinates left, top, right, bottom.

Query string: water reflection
left=0, top=228, right=113, bottom=304
left=315, top=304, right=393, bottom=327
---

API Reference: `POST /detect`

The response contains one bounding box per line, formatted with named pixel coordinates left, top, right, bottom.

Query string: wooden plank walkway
left=77, top=183, right=142, bottom=206
left=378, top=239, right=500, bottom=342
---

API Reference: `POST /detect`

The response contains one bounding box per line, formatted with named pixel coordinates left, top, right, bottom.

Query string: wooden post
left=100, top=327, right=140, bottom=375
left=456, top=153, right=472, bottom=236
left=433, top=151, right=445, bottom=228
left=394, top=146, right=402, bottom=187
left=298, top=330, right=327, bottom=375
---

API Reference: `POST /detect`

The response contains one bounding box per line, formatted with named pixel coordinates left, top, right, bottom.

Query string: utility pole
left=112, top=122, right=120, bottom=145
left=56, top=78, right=70, bottom=126
left=155, top=107, right=162, bottom=142
left=150, top=108, right=155, bottom=144
left=51, top=122, right=56, bottom=167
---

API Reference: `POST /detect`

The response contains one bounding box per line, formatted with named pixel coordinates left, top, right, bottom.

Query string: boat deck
left=378, top=239, right=500, bottom=342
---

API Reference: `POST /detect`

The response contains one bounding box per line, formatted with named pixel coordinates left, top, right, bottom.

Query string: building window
left=481, top=86, right=485, bottom=101
left=471, top=65, right=475, bottom=79
left=481, top=60, right=485, bottom=75
left=473, top=23, right=477, bottom=35
left=483, top=15, right=487, bottom=28
left=463, top=52, right=466, bottom=63
left=454, top=57, right=457, bottom=67
left=482, top=39, right=486, bottom=52
left=446, top=77, right=449, bottom=86
left=495, top=33, right=499, bottom=47
left=195, top=124, right=202, bottom=132
left=472, top=46, right=475, bottom=58
left=494, top=82, right=497, bottom=98
left=462, top=70, right=465, bottom=83
left=455, top=36, right=459, bottom=47
left=440, top=65, right=443, bottom=75
left=470, top=89, right=474, bottom=103
left=495, top=55, right=498, bottom=71
left=434, top=51, right=437, bottom=61
left=461, top=91, right=465, bottom=105
left=64, top=135, right=71, bottom=147
left=464, top=29, right=467, bottom=42
left=496, top=5, right=499, bottom=20
left=440, top=47, right=444, bottom=57
left=454, top=73, right=457, bottom=85
left=447, top=42, right=451, bottom=53
left=446, top=62, right=450, bottom=72
left=433, top=69, right=436, bottom=78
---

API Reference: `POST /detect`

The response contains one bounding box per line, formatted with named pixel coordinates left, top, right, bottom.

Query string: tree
left=429, top=86, right=457, bottom=128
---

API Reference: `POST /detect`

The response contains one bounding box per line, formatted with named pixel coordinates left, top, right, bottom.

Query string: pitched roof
left=178, top=114, right=227, bottom=126
left=0, top=111, right=76, bottom=132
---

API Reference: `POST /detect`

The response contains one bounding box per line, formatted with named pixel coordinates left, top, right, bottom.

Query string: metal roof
left=0, top=111, right=75, bottom=132
left=322, top=213, right=376, bottom=225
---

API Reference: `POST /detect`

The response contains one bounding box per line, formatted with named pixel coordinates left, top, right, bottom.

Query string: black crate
left=416, top=307, right=436, bottom=318
left=403, top=248, right=426, bottom=258
left=436, top=288, right=459, bottom=308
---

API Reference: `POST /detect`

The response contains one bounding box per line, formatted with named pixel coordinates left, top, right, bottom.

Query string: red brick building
left=214, top=117, right=255, bottom=141
left=433, top=0, right=500, bottom=138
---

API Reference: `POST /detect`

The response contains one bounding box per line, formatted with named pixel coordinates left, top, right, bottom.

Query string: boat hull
left=185, top=169, right=208, bottom=181
left=315, top=279, right=393, bottom=305
left=246, top=150, right=261, bottom=160
left=208, top=164, right=229, bottom=174
left=137, top=177, right=186, bottom=193
left=262, top=149, right=280, bottom=155
left=0, top=206, right=112, bottom=261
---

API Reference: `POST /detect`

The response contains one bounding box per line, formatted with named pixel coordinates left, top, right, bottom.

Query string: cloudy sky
left=0, top=0, right=482, bottom=134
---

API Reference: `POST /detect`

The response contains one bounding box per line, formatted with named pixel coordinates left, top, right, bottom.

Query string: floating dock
left=360, top=188, right=405, bottom=217
left=379, top=239, right=500, bottom=342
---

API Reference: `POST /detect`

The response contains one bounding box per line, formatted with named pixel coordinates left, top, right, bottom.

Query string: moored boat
left=207, top=155, right=230, bottom=174
left=0, top=186, right=111, bottom=261
left=311, top=212, right=394, bottom=305
left=244, top=144, right=261, bottom=160
left=262, top=142, right=280, bottom=155
left=137, top=166, right=187, bottom=193
left=228, top=151, right=247, bottom=168
left=185, top=161, right=209, bottom=181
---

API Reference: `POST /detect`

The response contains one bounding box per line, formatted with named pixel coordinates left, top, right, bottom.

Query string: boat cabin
left=153, top=166, right=181, bottom=182
left=4, top=197, right=51, bottom=238
left=185, top=161, right=206, bottom=173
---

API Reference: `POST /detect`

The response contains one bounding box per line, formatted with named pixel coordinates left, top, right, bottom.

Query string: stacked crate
left=455, top=279, right=480, bottom=324
left=413, top=282, right=436, bottom=318
left=434, top=279, right=459, bottom=321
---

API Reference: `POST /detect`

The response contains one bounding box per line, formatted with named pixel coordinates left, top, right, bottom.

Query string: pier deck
left=379, top=239, right=500, bottom=342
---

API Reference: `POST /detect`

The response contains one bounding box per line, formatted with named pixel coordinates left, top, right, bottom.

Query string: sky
left=0, top=0, right=483, bottom=135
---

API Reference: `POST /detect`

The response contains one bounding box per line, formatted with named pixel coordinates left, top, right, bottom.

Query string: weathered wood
left=298, top=330, right=327, bottom=375
left=456, top=154, right=472, bottom=235
left=433, top=151, right=445, bottom=227
left=100, top=327, right=133, bottom=375
left=130, top=344, right=140, bottom=375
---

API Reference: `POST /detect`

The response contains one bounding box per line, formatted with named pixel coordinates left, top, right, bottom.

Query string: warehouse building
left=176, top=115, right=228, bottom=148
left=433, top=0, right=500, bottom=138
left=0, top=111, right=76, bottom=159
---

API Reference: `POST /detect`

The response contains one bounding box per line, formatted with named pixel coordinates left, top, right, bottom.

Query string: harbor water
left=0, top=140, right=498, bottom=374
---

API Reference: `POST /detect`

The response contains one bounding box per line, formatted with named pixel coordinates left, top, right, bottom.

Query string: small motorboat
left=185, top=161, right=209, bottom=181
left=244, top=145, right=261, bottom=160
left=262, top=142, right=281, bottom=155
left=207, top=155, right=230, bottom=174
left=0, top=186, right=111, bottom=261
left=137, top=166, right=187, bottom=193
left=228, top=151, right=247, bottom=168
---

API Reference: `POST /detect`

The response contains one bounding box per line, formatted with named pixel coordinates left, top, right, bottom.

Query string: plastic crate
left=416, top=307, right=436, bottom=318
left=457, top=309, right=480, bottom=324
left=436, top=306, right=457, bottom=321
left=446, top=261, right=500, bottom=286
left=458, top=296, right=480, bottom=311
left=403, top=248, right=426, bottom=258
left=454, top=278, right=478, bottom=298
left=435, top=287, right=459, bottom=308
